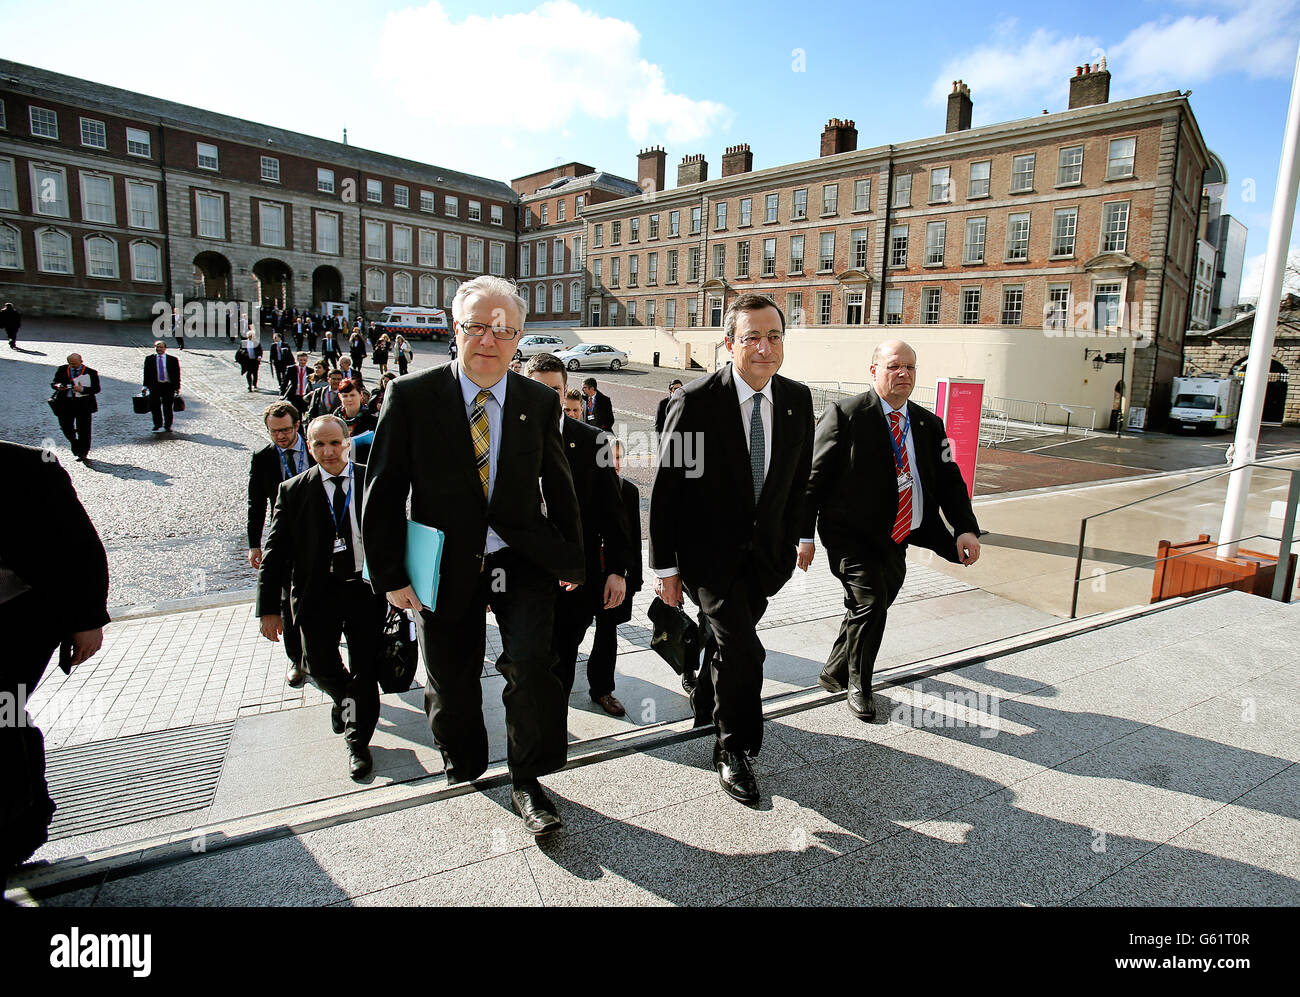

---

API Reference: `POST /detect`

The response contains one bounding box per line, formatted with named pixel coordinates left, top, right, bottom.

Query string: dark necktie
left=281, top=447, right=298, bottom=478
left=157, top=355, right=166, bottom=381
left=331, top=476, right=353, bottom=575
left=749, top=394, right=765, bottom=502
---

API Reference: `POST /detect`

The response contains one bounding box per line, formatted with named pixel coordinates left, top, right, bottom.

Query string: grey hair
left=451, top=275, right=529, bottom=328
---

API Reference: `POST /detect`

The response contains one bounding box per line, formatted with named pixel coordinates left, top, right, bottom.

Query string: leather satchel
left=647, top=596, right=701, bottom=676
left=376, top=606, right=418, bottom=694
left=173, top=394, right=186, bottom=412
left=132, top=391, right=150, bottom=414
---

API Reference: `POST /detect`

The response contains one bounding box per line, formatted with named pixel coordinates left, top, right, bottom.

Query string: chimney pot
left=1069, top=60, right=1111, bottom=108
left=820, top=117, right=858, bottom=157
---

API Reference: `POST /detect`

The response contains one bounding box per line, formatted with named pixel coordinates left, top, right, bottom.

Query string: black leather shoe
left=511, top=779, right=563, bottom=836
left=846, top=687, right=876, bottom=721
left=330, top=703, right=345, bottom=734
left=713, top=741, right=760, bottom=804
left=347, top=742, right=373, bottom=779
left=817, top=671, right=845, bottom=694
left=286, top=662, right=306, bottom=688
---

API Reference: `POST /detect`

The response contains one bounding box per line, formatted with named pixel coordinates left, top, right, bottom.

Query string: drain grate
left=44, top=722, right=234, bottom=841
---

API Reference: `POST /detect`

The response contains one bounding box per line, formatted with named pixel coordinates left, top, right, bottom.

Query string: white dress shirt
left=320, top=462, right=364, bottom=574
left=880, top=395, right=923, bottom=531
left=455, top=362, right=508, bottom=555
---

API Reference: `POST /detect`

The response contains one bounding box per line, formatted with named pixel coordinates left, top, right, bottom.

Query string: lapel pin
left=787, top=408, right=793, bottom=416
left=520, top=413, right=527, bottom=421
left=569, top=441, right=576, bottom=448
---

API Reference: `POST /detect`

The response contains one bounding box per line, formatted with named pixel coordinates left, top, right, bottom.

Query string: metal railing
left=1069, top=461, right=1300, bottom=618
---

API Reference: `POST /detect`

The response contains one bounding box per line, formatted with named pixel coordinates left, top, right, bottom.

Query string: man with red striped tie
left=797, top=340, right=981, bottom=720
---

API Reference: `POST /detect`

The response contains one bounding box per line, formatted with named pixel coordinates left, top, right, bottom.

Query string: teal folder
left=363, top=519, right=444, bottom=611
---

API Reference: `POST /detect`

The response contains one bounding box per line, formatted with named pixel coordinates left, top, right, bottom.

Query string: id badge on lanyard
left=889, top=410, right=912, bottom=492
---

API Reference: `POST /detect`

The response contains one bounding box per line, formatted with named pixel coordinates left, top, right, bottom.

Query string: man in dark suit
left=650, top=293, right=813, bottom=805
left=799, top=340, right=981, bottom=719
left=587, top=438, right=643, bottom=716
left=142, top=340, right=181, bottom=433
left=1, top=441, right=108, bottom=892
left=654, top=379, right=683, bottom=435
left=258, top=415, right=386, bottom=778
left=308, top=370, right=345, bottom=420
left=525, top=354, right=630, bottom=710
left=269, top=333, right=294, bottom=385
left=1, top=302, right=20, bottom=349
left=581, top=377, right=615, bottom=432
left=248, top=401, right=316, bottom=688
left=363, top=276, right=584, bottom=836
left=50, top=353, right=101, bottom=462
left=280, top=351, right=314, bottom=416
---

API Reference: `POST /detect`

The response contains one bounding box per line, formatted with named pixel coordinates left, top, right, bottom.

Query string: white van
left=1169, top=376, right=1243, bottom=433
left=373, top=305, right=450, bottom=341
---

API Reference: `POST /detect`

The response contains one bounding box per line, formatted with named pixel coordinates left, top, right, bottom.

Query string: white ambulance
left=373, top=305, right=450, bottom=341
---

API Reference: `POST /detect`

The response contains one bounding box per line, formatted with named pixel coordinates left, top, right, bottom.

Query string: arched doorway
left=1230, top=356, right=1290, bottom=424
left=312, top=265, right=343, bottom=309
left=252, top=258, right=293, bottom=310
left=192, top=251, right=232, bottom=299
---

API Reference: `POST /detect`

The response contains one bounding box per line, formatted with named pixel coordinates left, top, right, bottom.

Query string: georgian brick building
left=580, top=64, right=1213, bottom=416
left=0, top=59, right=515, bottom=323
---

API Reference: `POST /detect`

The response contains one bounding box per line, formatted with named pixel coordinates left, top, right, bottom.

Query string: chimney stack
left=677, top=153, right=708, bottom=187
left=721, top=143, right=753, bottom=177
left=637, top=146, right=666, bottom=194
left=946, top=80, right=972, bottom=132
left=820, top=118, right=858, bottom=157
left=1068, top=57, right=1111, bottom=109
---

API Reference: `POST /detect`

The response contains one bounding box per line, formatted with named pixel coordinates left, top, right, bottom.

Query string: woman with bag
left=349, top=330, right=366, bottom=374
left=394, top=334, right=413, bottom=375
left=373, top=334, right=391, bottom=376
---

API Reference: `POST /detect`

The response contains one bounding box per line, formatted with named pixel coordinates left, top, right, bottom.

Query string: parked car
left=513, top=334, right=568, bottom=360
left=552, top=343, right=628, bottom=371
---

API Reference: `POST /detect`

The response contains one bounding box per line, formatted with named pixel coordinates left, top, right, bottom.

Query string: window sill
left=788, top=270, right=804, bottom=277
left=816, top=268, right=834, bottom=275
left=1003, top=257, right=1029, bottom=265
left=1008, top=188, right=1035, bottom=195
left=926, top=200, right=951, bottom=207
left=923, top=262, right=945, bottom=268
left=1105, top=174, right=1134, bottom=182
left=760, top=273, right=778, bottom=279
left=737, top=223, right=752, bottom=229
left=763, top=220, right=779, bottom=226
left=890, top=203, right=910, bottom=210
left=790, top=214, right=808, bottom=222
left=1055, top=181, right=1082, bottom=189
left=850, top=208, right=872, bottom=215
left=967, top=193, right=989, bottom=200
left=1048, top=254, right=1076, bottom=261
left=962, top=260, right=985, bottom=266
left=819, top=211, right=838, bottom=219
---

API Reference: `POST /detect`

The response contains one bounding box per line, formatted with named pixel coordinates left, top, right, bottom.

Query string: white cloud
left=1240, top=247, right=1300, bottom=302
left=375, top=1, right=728, bottom=145
left=928, top=0, right=1299, bottom=121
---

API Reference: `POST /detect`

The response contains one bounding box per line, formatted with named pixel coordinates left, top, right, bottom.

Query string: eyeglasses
left=458, top=321, right=520, bottom=342
left=738, top=333, right=784, bottom=348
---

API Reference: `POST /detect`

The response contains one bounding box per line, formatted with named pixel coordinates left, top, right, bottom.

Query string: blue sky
left=5, top=0, right=1297, bottom=298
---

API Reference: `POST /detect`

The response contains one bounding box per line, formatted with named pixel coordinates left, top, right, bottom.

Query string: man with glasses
left=649, top=292, right=813, bottom=805
left=798, top=340, right=981, bottom=721
left=363, top=275, right=583, bottom=836
left=247, top=401, right=315, bottom=687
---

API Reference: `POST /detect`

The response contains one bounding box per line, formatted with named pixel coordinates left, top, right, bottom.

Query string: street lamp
left=1084, top=348, right=1127, bottom=437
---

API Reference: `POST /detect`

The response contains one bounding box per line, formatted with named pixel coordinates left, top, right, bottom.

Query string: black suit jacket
left=270, top=342, right=294, bottom=367
left=247, top=436, right=315, bottom=548
left=51, top=365, right=101, bottom=415
left=142, top=353, right=180, bottom=391
left=585, top=389, right=614, bottom=432
left=0, top=442, right=109, bottom=639
left=654, top=395, right=670, bottom=435
left=600, top=477, right=642, bottom=624
left=649, top=364, right=813, bottom=598
left=362, top=365, right=584, bottom=621
left=561, top=418, right=629, bottom=601
left=801, top=389, right=980, bottom=563
left=280, top=363, right=314, bottom=405
left=256, top=462, right=367, bottom=621
left=308, top=386, right=340, bottom=420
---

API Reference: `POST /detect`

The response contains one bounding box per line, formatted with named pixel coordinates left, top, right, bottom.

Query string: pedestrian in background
left=349, top=330, right=367, bottom=374
left=395, top=335, right=413, bottom=375
left=2, top=301, right=22, bottom=349
left=50, top=353, right=101, bottom=462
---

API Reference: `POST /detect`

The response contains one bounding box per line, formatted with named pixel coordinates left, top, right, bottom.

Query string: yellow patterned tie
left=471, top=389, right=491, bottom=499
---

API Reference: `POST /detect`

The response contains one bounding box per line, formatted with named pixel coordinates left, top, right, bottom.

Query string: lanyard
left=887, top=408, right=911, bottom=471
left=329, top=476, right=352, bottom=536
left=279, top=445, right=299, bottom=479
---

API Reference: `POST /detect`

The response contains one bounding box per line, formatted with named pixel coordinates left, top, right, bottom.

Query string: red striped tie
left=890, top=411, right=913, bottom=545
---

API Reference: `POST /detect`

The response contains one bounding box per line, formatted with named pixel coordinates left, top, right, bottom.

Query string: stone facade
left=1182, top=297, right=1300, bottom=425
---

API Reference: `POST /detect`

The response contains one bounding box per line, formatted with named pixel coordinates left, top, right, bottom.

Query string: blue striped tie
left=749, top=394, right=765, bottom=503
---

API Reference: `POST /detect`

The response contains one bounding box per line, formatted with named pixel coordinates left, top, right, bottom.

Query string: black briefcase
left=173, top=394, right=186, bottom=412
left=132, top=391, right=150, bottom=414
left=647, top=596, right=701, bottom=676
left=376, top=606, right=418, bottom=694
left=47, top=391, right=68, bottom=417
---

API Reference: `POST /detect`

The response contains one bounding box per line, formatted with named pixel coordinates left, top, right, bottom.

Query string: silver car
left=513, top=334, right=568, bottom=360
left=552, top=343, right=628, bottom=371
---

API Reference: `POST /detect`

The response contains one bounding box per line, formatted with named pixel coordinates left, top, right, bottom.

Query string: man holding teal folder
left=363, top=276, right=584, bottom=836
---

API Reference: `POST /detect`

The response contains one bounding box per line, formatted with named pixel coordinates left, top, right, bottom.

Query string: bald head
left=67, top=353, right=83, bottom=366
left=870, top=340, right=917, bottom=409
